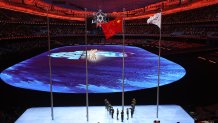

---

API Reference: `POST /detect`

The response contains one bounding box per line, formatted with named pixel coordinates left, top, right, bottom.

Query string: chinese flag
left=101, top=18, right=123, bottom=40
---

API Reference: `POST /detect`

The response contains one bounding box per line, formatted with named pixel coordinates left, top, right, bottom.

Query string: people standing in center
left=126, top=108, right=129, bottom=120
left=111, top=108, right=114, bottom=119
left=130, top=107, right=134, bottom=118
left=116, top=108, right=119, bottom=120
left=121, top=110, right=124, bottom=122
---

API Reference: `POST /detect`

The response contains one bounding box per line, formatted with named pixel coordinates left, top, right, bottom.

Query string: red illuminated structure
left=0, top=0, right=218, bottom=21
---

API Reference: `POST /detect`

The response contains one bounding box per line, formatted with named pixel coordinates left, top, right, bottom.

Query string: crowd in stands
left=0, top=38, right=209, bottom=64
left=0, top=8, right=85, bottom=40
left=0, top=4, right=218, bottom=40
left=0, top=9, right=85, bottom=40
left=126, top=4, right=218, bottom=25
left=0, top=9, right=46, bottom=23
left=163, top=4, right=218, bottom=24
left=125, top=4, right=218, bottom=39
left=0, top=37, right=85, bottom=55
left=125, top=24, right=218, bottom=40
left=144, top=40, right=206, bottom=50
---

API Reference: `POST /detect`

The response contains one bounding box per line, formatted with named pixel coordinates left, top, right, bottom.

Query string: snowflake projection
left=92, top=9, right=107, bottom=27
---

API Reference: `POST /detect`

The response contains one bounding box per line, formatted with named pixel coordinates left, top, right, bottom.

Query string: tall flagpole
left=85, top=8, right=89, bottom=122
left=47, top=8, right=54, bottom=120
left=122, top=8, right=126, bottom=111
left=156, top=11, right=162, bottom=119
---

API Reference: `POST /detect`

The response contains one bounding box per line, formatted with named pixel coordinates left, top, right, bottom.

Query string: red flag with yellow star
left=101, top=18, right=123, bottom=40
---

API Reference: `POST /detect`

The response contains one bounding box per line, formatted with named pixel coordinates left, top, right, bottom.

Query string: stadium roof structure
left=0, top=0, right=217, bottom=21
left=46, top=0, right=161, bottom=12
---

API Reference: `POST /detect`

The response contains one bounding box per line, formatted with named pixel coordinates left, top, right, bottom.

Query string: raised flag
left=101, top=18, right=123, bottom=39
left=147, top=13, right=161, bottom=28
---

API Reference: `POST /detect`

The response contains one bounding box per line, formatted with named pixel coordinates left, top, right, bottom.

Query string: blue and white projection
left=0, top=45, right=186, bottom=93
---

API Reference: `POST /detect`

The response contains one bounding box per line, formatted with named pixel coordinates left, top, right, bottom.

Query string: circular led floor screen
left=0, top=45, right=186, bottom=93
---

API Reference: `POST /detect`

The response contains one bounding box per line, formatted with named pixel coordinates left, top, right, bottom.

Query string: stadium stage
left=1, top=45, right=190, bottom=122
left=15, top=105, right=194, bottom=123
left=1, top=45, right=185, bottom=93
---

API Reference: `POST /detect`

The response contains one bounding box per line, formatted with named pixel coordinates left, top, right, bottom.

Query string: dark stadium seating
left=1, top=4, right=218, bottom=40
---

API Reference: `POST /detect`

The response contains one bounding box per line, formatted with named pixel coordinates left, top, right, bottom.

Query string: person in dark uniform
left=131, top=103, right=135, bottom=110
left=154, top=120, right=160, bottom=123
left=116, top=108, right=119, bottom=120
left=126, top=108, right=129, bottom=120
left=107, top=102, right=110, bottom=111
left=111, top=108, right=114, bottom=118
left=104, top=99, right=108, bottom=109
left=130, top=107, right=134, bottom=118
left=109, top=104, right=112, bottom=114
left=121, top=109, right=124, bottom=122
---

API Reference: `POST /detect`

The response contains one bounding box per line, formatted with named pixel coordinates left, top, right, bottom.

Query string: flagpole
left=84, top=8, right=89, bottom=122
left=122, top=8, right=126, bottom=111
left=47, top=8, right=54, bottom=120
left=156, top=11, right=162, bottom=119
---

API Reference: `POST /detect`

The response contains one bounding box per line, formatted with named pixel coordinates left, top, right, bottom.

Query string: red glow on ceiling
left=0, top=0, right=218, bottom=21
left=0, top=1, right=85, bottom=21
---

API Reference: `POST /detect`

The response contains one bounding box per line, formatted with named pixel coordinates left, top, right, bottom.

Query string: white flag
left=147, top=13, right=161, bottom=28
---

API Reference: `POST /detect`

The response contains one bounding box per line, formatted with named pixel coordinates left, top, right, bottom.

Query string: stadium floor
left=15, top=105, right=194, bottom=123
